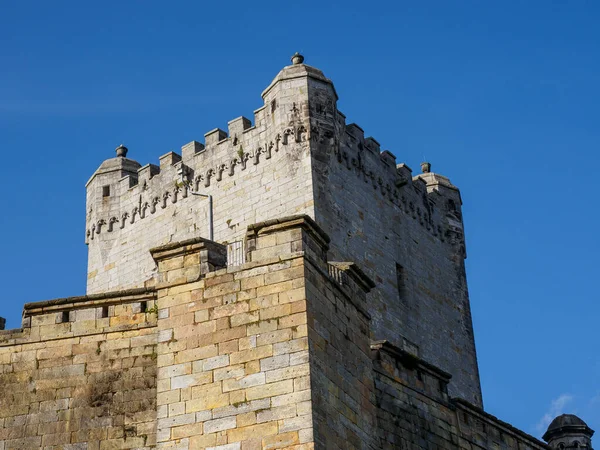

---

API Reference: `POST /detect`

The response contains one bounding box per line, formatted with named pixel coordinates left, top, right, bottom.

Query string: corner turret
left=544, top=414, right=595, bottom=449
left=415, top=161, right=466, bottom=255
left=261, top=52, right=338, bottom=145
left=85, top=145, right=141, bottom=244
left=84, top=55, right=322, bottom=294
left=262, top=52, right=338, bottom=102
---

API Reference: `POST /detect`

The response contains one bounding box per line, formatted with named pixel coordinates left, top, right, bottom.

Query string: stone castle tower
left=0, top=54, right=593, bottom=449
left=85, top=52, right=479, bottom=405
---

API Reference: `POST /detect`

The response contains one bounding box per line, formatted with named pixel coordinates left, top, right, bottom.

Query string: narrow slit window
left=396, top=263, right=406, bottom=302
left=102, top=185, right=110, bottom=197
left=101, top=306, right=109, bottom=318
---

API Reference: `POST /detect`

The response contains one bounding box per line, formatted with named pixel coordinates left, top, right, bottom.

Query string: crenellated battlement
left=325, top=115, right=466, bottom=251
left=86, top=53, right=464, bottom=257
left=86, top=112, right=463, bottom=255
left=85, top=118, right=310, bottom=245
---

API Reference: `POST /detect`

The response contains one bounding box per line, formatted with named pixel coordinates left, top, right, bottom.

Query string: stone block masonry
left=0, top=216, right=324, bottom=449
left=371, top=341, right=549, bottom=450
left=151, top=219, right=316, bottom=449
left=85, top=64, right=317, bottom=297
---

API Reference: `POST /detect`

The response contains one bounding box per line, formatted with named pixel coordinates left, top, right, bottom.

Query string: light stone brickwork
left=150, top=220, right=315, bottom=450
left=309, top=101, right=481, bottom=404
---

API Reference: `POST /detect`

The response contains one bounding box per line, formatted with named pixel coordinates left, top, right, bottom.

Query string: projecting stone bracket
left=371, top=339, right=451, bottom=403
left=327, top=261, right=375, bottom=293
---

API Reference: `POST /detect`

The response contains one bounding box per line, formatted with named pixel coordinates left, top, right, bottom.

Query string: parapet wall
left=372, top=341, right=548, bottom=450
left=2, top=217, right=323, bottom=449
left=336, top=121, right=464, bottom=246
left=0, top=290, right=158, bottom=449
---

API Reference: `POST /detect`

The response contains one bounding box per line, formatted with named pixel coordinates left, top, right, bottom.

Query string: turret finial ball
left=116, top=144, right=128, bottom=158
left=291, top=52, right=304, bottom=65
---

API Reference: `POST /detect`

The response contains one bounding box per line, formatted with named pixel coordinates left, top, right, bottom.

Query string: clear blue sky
left=1, top=0, right=598, bottom=439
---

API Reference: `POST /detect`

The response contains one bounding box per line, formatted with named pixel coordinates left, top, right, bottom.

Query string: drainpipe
left=190, top=192, right=213, bottom=241
left=178, top=165, right=214, bottom=241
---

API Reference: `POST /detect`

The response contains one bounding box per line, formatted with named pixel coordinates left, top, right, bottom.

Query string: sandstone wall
left=1, top=219, right=320, bottom=450
left=0, top=291, right=158, bottom=449
left=304, top=252, right=377, bottom=448
left=149, top=226, right=314, bottom=449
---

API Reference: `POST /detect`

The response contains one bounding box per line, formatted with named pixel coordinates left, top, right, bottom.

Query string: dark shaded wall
left=372, top=342, right=548, bottom=450
left=305, top=75, right=481, bottom=405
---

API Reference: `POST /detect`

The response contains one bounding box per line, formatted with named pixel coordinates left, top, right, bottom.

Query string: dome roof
left=85, top=149, right=141, bottom=188
left=543, top=414, right=594, bottom=442
left=548, top=414, right=588, bottom=431
left=95, top=156, right=141, bottom=173
left=261, top=54, right=338, bottom=101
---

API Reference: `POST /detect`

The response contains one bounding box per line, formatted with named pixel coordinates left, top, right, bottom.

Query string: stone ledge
left=452, top=398, right=548, bottom=449
left=23, top=287, right=157, bottom=314
left=247, top=214, right=330, bottom=246
left=371, top=339, right=451, bottom=382
left=149, top=237, right=224, bottom=258
left=150, top=237, right=227, bottom=289
left=328, top=261, right=376, bottom=293
left=0, top=321, right=156, bottom=347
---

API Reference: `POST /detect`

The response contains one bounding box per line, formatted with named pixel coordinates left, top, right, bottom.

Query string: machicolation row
left=87, top=119, right=465, bottom=249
